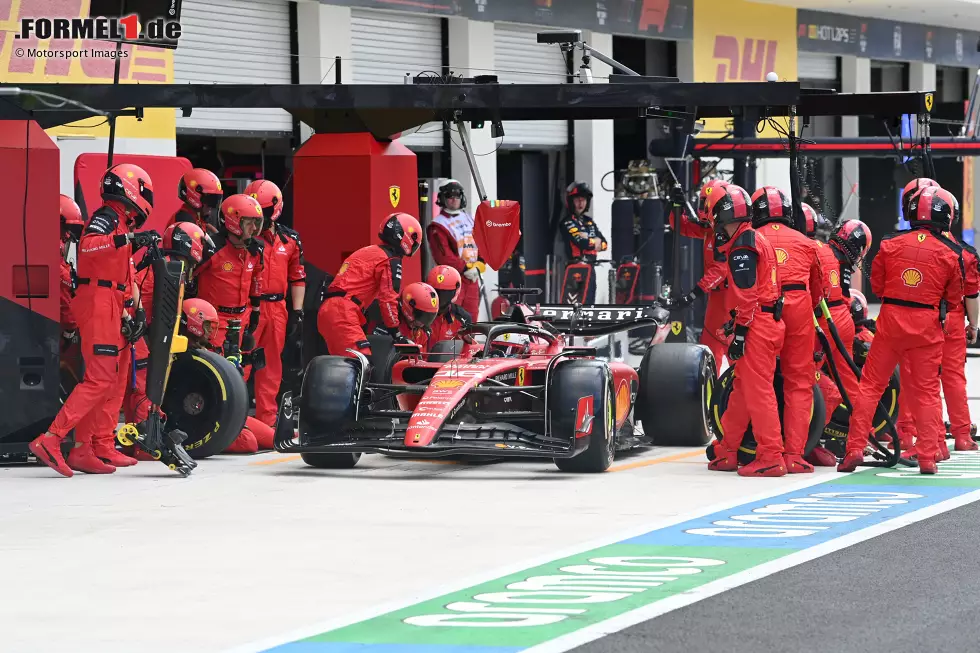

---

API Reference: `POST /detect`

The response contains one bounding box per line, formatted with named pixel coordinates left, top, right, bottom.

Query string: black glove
left=728, top=324, right=747, bottom=361
left=130, top=230, right=161, bottom=251
left=668, top=288, right=702, bottom=310
left=813, top=349, right=825, bottom=364
left=121, top=308, right=147, bottom=343
left=287, top=309, right=304, bottom=341
left=246, top=238, right=264, bottom=257
left=240, top=330, right=256, bottom=352
left=62, top=329, right=79, bottom=345
left=248, top=309, right=261, bottom=334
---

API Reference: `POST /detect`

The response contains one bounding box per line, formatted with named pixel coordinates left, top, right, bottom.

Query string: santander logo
left=486, top=220, right=512, bottom=228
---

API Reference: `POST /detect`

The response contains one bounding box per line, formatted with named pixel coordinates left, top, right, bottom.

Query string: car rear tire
left=299, top=355, right=359, bottom=447
left=636, top=343, right=715, bottom=447
left=550, top=360, right=616, bottom=473
left=162, top=349, right=249, bottom=459
left=708, top=364, right=827, bottom=464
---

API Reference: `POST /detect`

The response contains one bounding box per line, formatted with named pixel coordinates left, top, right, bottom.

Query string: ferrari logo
left=389, top=185, right=401, bottom=208
left=517, top=367, right=526, bottom=386
left=437, top=273, right=445, bottom=283
left=671, top=321, right=683, bottom=336
left=815, top=371, right=821, bottom=381
left=925, top=93, right=934, bottom=112
left=771, top=224, right=780, bottom=230
left=902, top=268, right=923, bottom=288
left=430, top=296, right=438, bottom=308
left=918, top=232, right=927, bottom=243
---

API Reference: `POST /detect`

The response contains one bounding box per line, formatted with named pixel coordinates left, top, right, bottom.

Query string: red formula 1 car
left=274, top=296, right=716, bottom=473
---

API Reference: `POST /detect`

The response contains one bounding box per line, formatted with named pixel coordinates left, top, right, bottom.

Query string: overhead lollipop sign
left=473, top=200, right=521, bottom=270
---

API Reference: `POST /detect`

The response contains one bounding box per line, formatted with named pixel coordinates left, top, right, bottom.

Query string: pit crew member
left=167, top=168, right=224, bottom=233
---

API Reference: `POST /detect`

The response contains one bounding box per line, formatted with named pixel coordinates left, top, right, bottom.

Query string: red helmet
left=850, top=289, right=868, bottom=322
left=380, top=213, right=422, bottom=257
left=697, top=179, right=729, bottom=223
left=909, top=186, right=956, bottom=232
left=101, top=163, right=153, bottom=228
left=902, top=178, right=940, bottom=221
left=178, top=168, right=223, bottom=211
left=711, top=184, right=752, bottom=226
left=163, top=221, right=209, bottom=265
left=833, top=219, right=873, bottom=264
left=60, top=194, right=84, bottom=241
left=400, top=282, right=440, bottom=330
left=801, top=202, right=818, bottom=238
left=220, top=194, right=264, bottom=238
left=244, top=179, right=283, bottom=224
left=750, top=186, right=792, bottom=228
left=181, top=298, right=220, bottom=347
left=427, top=265, right=462, bottom=313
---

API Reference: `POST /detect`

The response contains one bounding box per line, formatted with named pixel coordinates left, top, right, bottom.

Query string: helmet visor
left=201, top=192, right=223, bottom=208
left=413, top=309, right=438, bottom=330
left=435, top=289, right=456, bottom=313
left=240, top=217, right=263, bottom=235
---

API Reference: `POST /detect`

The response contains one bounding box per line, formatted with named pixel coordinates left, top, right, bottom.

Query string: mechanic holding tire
left=699, top=184, right=788, bottom=478
left=32, top=164, right=160, bottom=478
left=318, top=213, right=423, bottom=358
left=839, top=186, right=966, bottom=475
left=244, top=180, right=307, bottom=430
left=749, top=186, right=828, bottom=474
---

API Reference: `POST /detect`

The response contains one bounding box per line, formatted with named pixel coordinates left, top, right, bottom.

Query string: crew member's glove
left=246, top=237, right=264, bottom=258
left=240, top=330, right=256, bottom=352
left=287, top=309, right=304, bottom=341
left=968, top=324, right=978, bottom=345
left=116, top=230, right=161, bottom=250
left=665, top=287, right=703, bottom=310
left=813, top=349, right=825, bottom=364
left=62, top=329, right=79, bottom=345
left=393, top=334, right=413, bottom=347
left=728, top=324, right=748, bottom=361
left=463, top=267, right=480, bottom=283
left=121, top=308, right=147, bottom=343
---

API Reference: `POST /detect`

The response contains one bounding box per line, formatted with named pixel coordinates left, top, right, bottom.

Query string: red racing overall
left=713, top=224, right=787, bottom=475
left=318, top=244, right=402, bottom=358
left=842, top=228, right=963, bottom=469
left=429, top=305, right=471, bottom=348
left=815, top=240, right=860, bottom=414
left=252, top=224, right=305, bottom=426
left=756, top=222, right=826, bottom=465
left=675, top=218, right=732, bottom=372
left=194, top=234, right=264, bottom=349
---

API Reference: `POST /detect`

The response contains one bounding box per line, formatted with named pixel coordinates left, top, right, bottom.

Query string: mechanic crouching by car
left=427, top=180, right=483, bottom=319
left=838, top=187, right=965, bottom=475
left=167, top=167, right=224, bottom=233
left=397, top=282, right=441, bottom=349
left=560, top=181, right=608, bottom=304
left=244, top=180, right=306, bottom=430
left=31, top=164, right=158, bottom=477
left=318, top=213, right=422, bottom=358
left=749, top=186, right=827, bottom=473
left=701, top=184, right=788, bottom=478
left=193, top=194, right=268, bottom=453
left=427, top=265, right=471, bottom=346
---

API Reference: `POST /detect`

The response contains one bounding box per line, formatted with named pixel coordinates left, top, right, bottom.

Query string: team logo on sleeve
left=829, top=270, right=840, bottom=287
left=902, top=268, right=923, bottom=288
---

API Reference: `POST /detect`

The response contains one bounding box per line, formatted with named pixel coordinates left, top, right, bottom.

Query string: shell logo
left=432, top=379, right=464, bottom=389
left=902, top=268, right=923, bottom=288
left=222, top=262, right=234, bottom=272
left=126, top=171, right=134, bottom=178
left=829, top=270, right=840, bottom=287
left=338, top=262, right=349, bottom=276
left=775, top=248, right=789, bottom=264
left=189, top=180, right=198, bottom=188
left=615, top=380, right=630, bottom=421
left=189, top=306, right=198, bottom=314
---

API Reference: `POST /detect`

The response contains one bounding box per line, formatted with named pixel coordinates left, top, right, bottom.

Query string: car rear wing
left=532, top=304, right=670, bottom=336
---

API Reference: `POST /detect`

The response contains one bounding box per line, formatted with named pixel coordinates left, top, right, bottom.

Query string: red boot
left=919, top=458, right=938, bottom=475
left=66, top=444, right=116, bottom=474
left=955, top=438, right=978, bottom=452
left=939, top=438, right=951, bottom=461
left=93, top=438, right=138, bottom=467
left=29, top=433, right=73, bottom=478
left=737, top=456, right=787, bottom=477
left=784, top=454, right=814, bottom=474
left=707, top=441, right=738, bottom=472
left=224, top=428, right=258, bottom=454
left=837, top=451, right=864, bottom=473
left=805, top=446, right=837, bottom=467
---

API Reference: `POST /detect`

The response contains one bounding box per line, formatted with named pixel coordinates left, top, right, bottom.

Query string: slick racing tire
left=428, top=339, right=465, bottom=363
left=367, top=334, right=403, bottom=411
left=822, top=368, right=901, bottom=455
left=301, top=452, right=361, bottom=469
left=637, top=343, right=715, bottom=447
left=708, top=364, right=826, bottom=465
left=550, top=360, right=616, bottom=473
left=299, top=355, right=360, bottom=452
left=162, top=349, right=249, bottom=459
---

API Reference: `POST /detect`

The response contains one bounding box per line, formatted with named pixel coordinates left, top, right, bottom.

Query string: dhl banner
left=0, top=0, right=175, bottom=140
left=693, top=0, right=797, bottom=138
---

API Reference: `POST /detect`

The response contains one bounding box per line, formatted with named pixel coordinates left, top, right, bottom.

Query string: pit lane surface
left=2, top=354, right=979, bottom=653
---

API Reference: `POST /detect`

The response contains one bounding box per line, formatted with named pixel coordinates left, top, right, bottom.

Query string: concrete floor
left=3, top=350, right=979, bottom=653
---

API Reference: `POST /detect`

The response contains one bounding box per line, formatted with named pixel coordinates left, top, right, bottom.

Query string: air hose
left=817, top=299, right=915, bottom=468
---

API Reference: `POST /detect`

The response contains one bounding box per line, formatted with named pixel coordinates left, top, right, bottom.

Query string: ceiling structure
left=754, top=0, right=980, bottom=32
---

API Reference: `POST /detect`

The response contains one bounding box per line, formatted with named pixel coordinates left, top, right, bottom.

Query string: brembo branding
left=486, top=220, right=512, bottom=228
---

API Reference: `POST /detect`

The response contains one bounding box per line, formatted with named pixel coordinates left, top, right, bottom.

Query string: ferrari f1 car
left=274, top=295, right=717, bottom=472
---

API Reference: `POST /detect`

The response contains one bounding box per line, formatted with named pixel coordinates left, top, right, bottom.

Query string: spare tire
left=636, top=343, right=715, bottom=447
left=162, top=349, right=249, bottom=459
left=708, top=364, right=826, bottom=464
left=822, top=368, right=901, bottom=455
